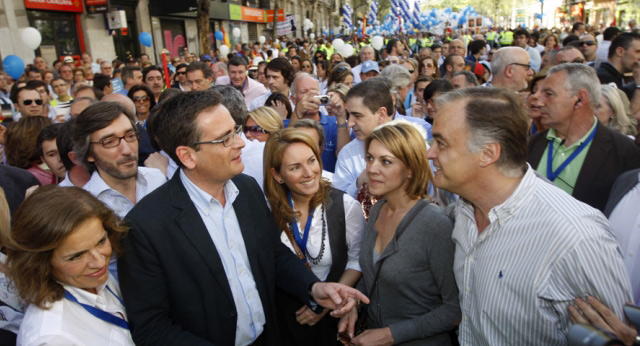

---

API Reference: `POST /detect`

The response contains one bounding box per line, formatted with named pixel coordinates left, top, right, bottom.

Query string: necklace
left=290, top=203, right=326, bottom=265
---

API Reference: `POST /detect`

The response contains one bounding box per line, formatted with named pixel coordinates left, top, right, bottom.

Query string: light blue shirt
left=180, top=170, right=266, bottom=345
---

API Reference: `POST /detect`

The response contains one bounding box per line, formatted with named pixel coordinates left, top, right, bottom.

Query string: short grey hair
left=452, top=71, right=479, bottom=86
left=290, top=72, right=318, bottom=98
left=547, top=63, right=601, bottom=109
left=213, top=61, right=228, bottom=74
left=210, top=85, right=247, bottom=125
left=380, top=64, right=411, bottom=96
left=491, top=47, right=527, bottom=76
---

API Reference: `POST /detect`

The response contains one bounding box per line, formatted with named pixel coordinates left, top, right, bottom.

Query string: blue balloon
left=215, top=30, right=224, bottom=41
left=3, top=55, right=24, bottom=80
left=138, top=32, right=152, bottom=47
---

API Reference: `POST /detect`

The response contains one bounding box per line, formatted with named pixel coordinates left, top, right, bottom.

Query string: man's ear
left=376, top=106, right=390, bottom=124
left=175, top=145, right=197, bottom=170
left=478, top=142, right=501, bottom=168
left=68, top=151, right=82, bottom=166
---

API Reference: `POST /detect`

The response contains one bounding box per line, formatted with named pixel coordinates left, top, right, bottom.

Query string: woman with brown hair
left=418, top=55, right=440, bottom=79
left=327, top=63, right=354, bottom=89
left=5, top=116, right=54, bottom=185
left=264, top=128, right=364, bottom=346
left=3, top=185, right=133, bottom=345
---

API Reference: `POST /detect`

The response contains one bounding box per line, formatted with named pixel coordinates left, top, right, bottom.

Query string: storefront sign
left=85, top=0, right=108, bottom=14
left=24, top=0, right=84, bottom=13
left=229, top=4, right=284, bottom=23
left=107, top=10, right=127, bottom=29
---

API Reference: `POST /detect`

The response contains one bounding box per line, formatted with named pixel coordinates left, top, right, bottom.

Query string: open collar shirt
left=453, top=164, right=632, bottom=345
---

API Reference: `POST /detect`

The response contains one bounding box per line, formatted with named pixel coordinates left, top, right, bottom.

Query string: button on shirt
left=453, top=165, right=632, bottom=345
left=17, top=276, right=134, bottom=346
left=180, top=170, right=266, bottom=345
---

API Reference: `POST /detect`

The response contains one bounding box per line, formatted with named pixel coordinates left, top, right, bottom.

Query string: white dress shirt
left=608, top=177, right=640, bottom=303
left=180, top=171, right=266, bottom=345
left=453, top=165, right=632, bottom=345
left=240, top=133, right=266, bottom=191
left=57, top=171, right=77, bottom=187
left=17, top=277, right=133, bottom=346
left=332, top=139, right=365, bottom=198
left=280, top=193, right=365, bottom=280
left=83, top=167, right=166, bottom=219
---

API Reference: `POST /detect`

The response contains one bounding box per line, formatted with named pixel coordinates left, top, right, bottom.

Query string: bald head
left=101, top=93, right=136, bottom=116
left=491, top=47, right=529, bottom=75
left=553, top=47, right=586, bottom=65
left=449, top=39, right=465, bottom=56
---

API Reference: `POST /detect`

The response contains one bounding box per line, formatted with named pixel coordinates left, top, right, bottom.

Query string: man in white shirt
left=427, top=86, right=632, bottom=345
left=513, top=28, right=542, bottom=73
left=333, top=78, right=394, bottom=197
left=71, top=101, right=165, bottom=219
left=352, top=46, right=376, bottom=85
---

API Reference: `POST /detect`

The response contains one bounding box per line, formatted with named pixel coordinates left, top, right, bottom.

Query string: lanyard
left=547, top=123, right=597, bottom=182
left=287, top=191, right=315, bottom=256
left=64, top=285, right=130, bottom=330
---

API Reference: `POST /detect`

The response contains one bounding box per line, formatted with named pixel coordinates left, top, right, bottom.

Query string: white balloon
left=371, top=36, right=384, bottom=50
left=341, top=44, right=354, bottom=58
left=310, top=33, right=315, bottom=40
left=333, top=38, right=345, bottom=50
left=219, top=45, right=230, bottom=56
left=232, top=27, right=241, bottom=38
left=21, top=27, right=42, bottom=50
left=259, top=35, right=266, bottom=44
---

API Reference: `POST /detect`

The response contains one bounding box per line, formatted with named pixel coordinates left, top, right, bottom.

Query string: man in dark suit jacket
left=118, top=90, right=367, bottom=345
left=528, top=63, right=640, bottom=212
left=0, top=164, right=40, bottom=215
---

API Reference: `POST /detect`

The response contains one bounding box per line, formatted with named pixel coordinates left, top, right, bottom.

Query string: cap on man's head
left=249, top=57, right=264, bottom=71
left=63, top=56, right=74, bottom=64
left=361, top=60, right=380, bottom=74
left=202, top=54, right=212, bottom=62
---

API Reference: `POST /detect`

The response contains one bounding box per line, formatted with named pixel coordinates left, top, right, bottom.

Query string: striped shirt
left=453, top=164, right=632, bottom=345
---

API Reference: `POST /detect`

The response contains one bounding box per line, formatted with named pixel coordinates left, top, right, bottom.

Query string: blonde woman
left=245, top=106, right=284, bottom=142
left=597, top=84, right=638, bottom=137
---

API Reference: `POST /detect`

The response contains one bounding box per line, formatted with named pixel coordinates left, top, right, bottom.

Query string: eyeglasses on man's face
left=91, top=130, right=140, bottom=149
left=192, top=125, right=243, bottom=147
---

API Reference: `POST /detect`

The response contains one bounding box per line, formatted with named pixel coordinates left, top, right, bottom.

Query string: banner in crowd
left=277, top=15, right=296, bottom=36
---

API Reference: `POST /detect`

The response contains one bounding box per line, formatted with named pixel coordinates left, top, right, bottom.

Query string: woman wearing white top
left=3, top=185, right=134, bottom=346
left=264, top=128, right=365, bottom=346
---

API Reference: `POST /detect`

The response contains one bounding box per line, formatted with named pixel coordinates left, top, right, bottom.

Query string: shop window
left=28, top=11, right=80, bottom=57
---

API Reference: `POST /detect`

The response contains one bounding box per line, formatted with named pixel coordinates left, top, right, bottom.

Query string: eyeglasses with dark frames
left=192, top=125, right=242, bottom=147
left=580, top=41, right=596, bottom=46
left=22, top=99, right=43, bottom=106
left=510, top=62, right=531, bottom=70
left=91, top=131, right=140, bottom=148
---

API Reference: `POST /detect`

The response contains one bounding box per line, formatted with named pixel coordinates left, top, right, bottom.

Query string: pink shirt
left=214, top=76, right=268, bottom=108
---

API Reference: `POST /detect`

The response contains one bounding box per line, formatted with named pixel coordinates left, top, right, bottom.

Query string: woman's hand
left=295, top=305, right=328, bottom=326
left=270, top=100, right=288, bottom=119
left=337, top=305, right=359, bottom=337
left=351, top=327, right=394, bottom=346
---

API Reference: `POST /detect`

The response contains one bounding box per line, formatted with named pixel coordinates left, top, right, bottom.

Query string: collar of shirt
left=84, top=169, right=147, bottom=199
left=59, top=280, right=109, bottom=308
left=545, top=116, right=598, bottom=150
left=458, top=164, right=537, bottom=242
left=179, top=169, right=239, bottom=216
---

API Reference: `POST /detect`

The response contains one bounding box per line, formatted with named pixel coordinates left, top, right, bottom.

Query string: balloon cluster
left=365, top=5, right=487, bottom=36
left=342, top=5, right=352, bottom=31
left=303, top=18, right=314, bottom=32
left=368, top=1, right=378, bottom=24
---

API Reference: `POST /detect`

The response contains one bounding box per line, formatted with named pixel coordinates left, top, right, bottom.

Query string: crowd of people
left=0, top=19, right=638, bottom=345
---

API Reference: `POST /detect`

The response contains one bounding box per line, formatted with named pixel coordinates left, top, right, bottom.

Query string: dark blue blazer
left=118, top=173, right=318, bottom=345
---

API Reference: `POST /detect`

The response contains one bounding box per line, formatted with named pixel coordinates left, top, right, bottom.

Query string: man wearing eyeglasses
left=117, top=90, right=368, bottom=345
left=489, top=47, right=533, bottom=92
left=513, top=28, right=541, bottom=73
left=13, top=87, right=44, bottom=121
left=170, top=63, right=190, bottom=91
left=579, top=34, right=598, bottom=65
left=71, top=101, right=166, bottom=219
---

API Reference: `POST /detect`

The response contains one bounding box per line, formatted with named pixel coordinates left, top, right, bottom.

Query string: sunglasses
left=580, top=41, right=596, bottom=46
left=176, top=71, right=186, bottom=75
left=407, top=69, right=415, bottom=74
left=23, top=99, right=43, bottom=106
left=243, top=125, right=268, bottom=135
left=133, top=96, right=150, bottom=103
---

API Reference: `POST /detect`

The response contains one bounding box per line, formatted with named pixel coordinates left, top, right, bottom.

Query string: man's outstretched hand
left=310, top=282, right=369, bottom=317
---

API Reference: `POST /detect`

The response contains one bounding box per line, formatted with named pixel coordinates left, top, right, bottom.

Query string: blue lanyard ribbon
left=64, top=285, right=130, bottom=330
left=287, top=192, right=315, bottom=257
left=547, top=123, right=597, bottom=182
